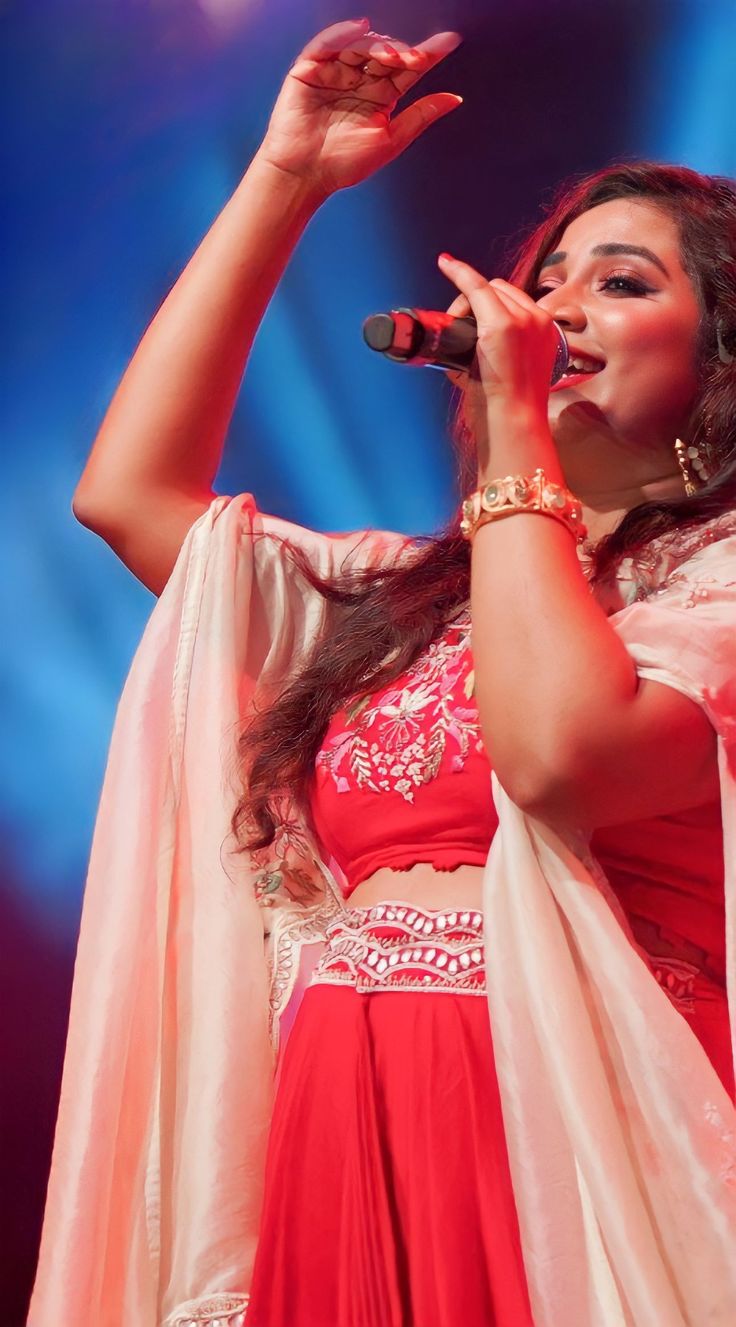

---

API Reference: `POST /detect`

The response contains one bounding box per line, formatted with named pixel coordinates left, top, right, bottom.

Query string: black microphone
left=362, top=307, right=569, bottom=384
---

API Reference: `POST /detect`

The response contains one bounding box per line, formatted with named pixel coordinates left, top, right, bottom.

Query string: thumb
left=386, top=93, right=463, bottom=159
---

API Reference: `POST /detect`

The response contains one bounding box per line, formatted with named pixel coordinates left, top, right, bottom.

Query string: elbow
left=477, top=699, right=603, bottom=830
left=495, top=765, right=557, bottom=815
left=510, top=778, right=584, bottom=827
left=72, top=487, right=105, bottom=530
left=71, top=487, right=124, bottom=538
left=490, top=742, right=589, bottom=828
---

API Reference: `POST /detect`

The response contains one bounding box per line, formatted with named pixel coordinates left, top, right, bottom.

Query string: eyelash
left=533, top=272, right=652, bottom=300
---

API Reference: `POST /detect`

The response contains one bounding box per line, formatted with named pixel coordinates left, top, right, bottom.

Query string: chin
left=549, top=398, right=609, bottom=438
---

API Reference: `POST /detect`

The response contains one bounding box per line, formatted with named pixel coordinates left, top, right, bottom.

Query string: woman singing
left=30, top=17, right=736, bottom=1327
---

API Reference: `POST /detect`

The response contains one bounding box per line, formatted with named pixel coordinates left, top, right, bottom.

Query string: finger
left=350, top=29, right=462, bottom=66
left=441, top=292, right=473, bottom=387
left=337, top=34, right=409, bottom=68
left=293, top=36, right=440, bottom=106
left=412, top=31, right=464, bottom=62
left=337, top=30, right=462, bottom=95
left=437, top=253, right=491, bottom=290
left=380, top=31, right=463, bottom=93
left=487, top=276, right=542, bottom=317
left=482, top=281, right=555, bottom=341
left=438, top=255, right=535, bottom=320
left=479, top=282, right=533, bottom=323
left=444, top=291, right=473, bottom=318
left=337, top=33, right=455, bottom=94
left=298, top=18, right=372, bottom=61
left=290, top=56, right=379, bottom=96
left=439, top=265, right=541, bottom=378
left=436, top=265, right=486, bottom=383
left=385, top=93, right=464, bottom=156
left=295, top=28, right=462, bottom=112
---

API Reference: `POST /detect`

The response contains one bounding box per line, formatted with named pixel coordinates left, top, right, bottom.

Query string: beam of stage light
left=242, top=178, right=456, bottom=536
left=3, top=1, right=455, bottom=933
left=638, top=0, right=736, bottom=174
left=196, top=0, right=264, bottom=25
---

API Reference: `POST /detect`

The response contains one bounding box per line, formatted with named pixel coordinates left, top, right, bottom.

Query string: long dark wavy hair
left=231, top=160, right=736, bottom=857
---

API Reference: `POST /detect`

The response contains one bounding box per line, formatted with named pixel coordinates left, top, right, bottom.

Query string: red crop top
left=308, top=605, right=728, bottom=1089
left=309, top=608, right=498, bottom=896
left=308, top=604, right=724, bottom=971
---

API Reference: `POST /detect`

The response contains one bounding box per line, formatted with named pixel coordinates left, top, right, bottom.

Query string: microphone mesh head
left=362, top=314, right=396, bottom=352
left=551, top=326, right=569, bottom=385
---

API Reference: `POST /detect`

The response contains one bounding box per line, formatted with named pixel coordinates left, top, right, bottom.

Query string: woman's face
left=534, top=197, right=703, bottom=462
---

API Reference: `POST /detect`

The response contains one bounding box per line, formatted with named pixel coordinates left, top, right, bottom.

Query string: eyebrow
left=539, top=243, right=670, bottom=277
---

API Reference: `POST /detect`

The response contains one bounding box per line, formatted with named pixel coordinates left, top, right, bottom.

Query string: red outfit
left=310, top=604, right=731, bottom=1094
left=592, top=802, right=731, bottom=1096
left=310, top=609, right=496, bottom=892
left=246, top=908, right=534, bottom=1327
left=247, top=605, right=730, bottom=1326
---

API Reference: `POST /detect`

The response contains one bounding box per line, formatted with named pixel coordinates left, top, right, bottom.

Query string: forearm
left=74, top=150, right=324, bottom=510
left=470, top=430, right=639, bottom=810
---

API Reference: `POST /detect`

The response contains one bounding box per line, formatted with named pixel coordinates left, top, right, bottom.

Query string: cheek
left=604, top=308, right=700, bottom=406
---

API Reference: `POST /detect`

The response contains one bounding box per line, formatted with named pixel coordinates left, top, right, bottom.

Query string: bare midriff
left=346, top=861, right=485, bottom=911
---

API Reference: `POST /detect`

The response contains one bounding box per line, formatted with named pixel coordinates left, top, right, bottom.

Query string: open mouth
left=551, top=353, right=605, bottom=392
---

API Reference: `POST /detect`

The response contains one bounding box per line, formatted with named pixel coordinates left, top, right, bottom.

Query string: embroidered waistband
left=308, top=901, right=486, bottom=995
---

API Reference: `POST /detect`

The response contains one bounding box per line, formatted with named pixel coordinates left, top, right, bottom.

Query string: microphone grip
left=362, top=307, right=569, bottom=385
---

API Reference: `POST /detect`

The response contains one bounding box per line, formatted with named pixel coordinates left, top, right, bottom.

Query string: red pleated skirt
left=246, top=903, right=534, bottom=1327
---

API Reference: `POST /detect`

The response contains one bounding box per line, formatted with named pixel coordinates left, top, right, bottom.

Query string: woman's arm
left=436, top=255, right=720, bottom=831
left=73, top=19, right=463, bottom=594
left=72, top=153, right=322, bottom=521
left=71, top=154, right=324, bottom=594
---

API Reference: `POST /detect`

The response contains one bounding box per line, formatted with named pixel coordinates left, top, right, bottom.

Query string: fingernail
left=438, top=252, right=455, bottom=263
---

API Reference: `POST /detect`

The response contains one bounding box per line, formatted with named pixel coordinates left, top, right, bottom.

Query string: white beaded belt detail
left=308, top=902, right=486, bottom=995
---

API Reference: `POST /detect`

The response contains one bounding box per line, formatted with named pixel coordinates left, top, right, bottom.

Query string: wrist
left=248, top=147, right=330, bottom=213
left=476, top=407, right=556, bottom=466
left=476, top=427, right=563, bottom=488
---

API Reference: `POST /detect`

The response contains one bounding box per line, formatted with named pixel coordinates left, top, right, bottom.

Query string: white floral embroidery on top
left=316, top=609, right=484, bottom=803
left=579, top=510, right=736, bottom=610
left=248, top=795, right=327, bottom=909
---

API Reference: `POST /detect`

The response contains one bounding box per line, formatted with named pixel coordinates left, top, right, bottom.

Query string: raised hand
left=258, top=17, right=463, bottom=199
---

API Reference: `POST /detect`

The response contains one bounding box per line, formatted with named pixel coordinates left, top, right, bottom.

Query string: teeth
left=567, top=356, right=601, bottom=374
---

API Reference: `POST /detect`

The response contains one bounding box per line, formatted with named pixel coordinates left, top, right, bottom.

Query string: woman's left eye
left=533, top=272, right=652, bottom=300
left=598, top=273, right=651, bottom=295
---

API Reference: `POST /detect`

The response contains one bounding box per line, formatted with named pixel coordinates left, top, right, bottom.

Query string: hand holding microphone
left=364, top=254, right=570, bottom=472
left=362, top=305, right=569, bottom=383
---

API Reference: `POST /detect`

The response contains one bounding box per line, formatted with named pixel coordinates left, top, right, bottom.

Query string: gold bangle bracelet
left=470, top=506, right=583, bottom=541
left=460, top=468, right=587, bottom=544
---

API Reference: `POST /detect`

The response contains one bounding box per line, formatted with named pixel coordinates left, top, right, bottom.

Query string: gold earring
left=675, top=437, right=710, bottom=495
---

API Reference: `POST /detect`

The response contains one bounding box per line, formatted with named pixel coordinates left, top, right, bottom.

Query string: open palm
left=260, top=18, right=463, bottom=197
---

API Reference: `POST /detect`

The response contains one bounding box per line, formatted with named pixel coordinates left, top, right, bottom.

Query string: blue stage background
left=4, top=0, right=735, bottom=1319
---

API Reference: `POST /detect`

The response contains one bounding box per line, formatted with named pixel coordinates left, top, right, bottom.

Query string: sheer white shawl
left=28, top=494, right=736, bottom=1327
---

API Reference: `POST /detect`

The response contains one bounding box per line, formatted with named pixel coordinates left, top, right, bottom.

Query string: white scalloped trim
left=163, top=1292, right=249, bottom=1326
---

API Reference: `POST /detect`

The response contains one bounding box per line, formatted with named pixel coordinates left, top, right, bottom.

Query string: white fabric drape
left=28, top=495, right=736, bottom=1326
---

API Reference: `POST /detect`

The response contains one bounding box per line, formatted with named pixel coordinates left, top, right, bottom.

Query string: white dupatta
left=29, top=494, right=736, bottom=1327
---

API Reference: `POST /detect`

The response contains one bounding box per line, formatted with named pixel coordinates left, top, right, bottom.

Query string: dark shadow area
left=0, top=872, right=76, bottom=1326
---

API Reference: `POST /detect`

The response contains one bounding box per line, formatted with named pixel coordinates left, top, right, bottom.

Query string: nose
left=536, top=289, right=587, bottom=333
